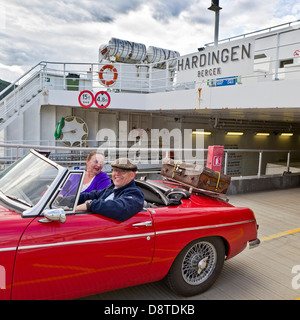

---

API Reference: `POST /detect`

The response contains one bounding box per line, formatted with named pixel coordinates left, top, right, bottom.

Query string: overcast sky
left=0, top=0, right=299, bottom=82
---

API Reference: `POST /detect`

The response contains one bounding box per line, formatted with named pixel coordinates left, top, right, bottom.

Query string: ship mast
left=208, top=0, right=222, bottom=46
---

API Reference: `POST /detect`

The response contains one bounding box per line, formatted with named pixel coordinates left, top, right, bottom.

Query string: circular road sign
left=95, top=91, right=111, bottom=109
left=78, top=90, right=94, bottom=108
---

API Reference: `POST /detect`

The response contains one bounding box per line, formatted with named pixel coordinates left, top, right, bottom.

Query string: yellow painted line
left=261, top=228, right=300, bottom=242
left=260, top=228, right=300, bottom=301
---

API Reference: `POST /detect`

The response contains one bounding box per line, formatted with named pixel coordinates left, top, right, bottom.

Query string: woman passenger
left=60, top=152, right=110, bottom=197
left=81, top=151, right=110, bottom=193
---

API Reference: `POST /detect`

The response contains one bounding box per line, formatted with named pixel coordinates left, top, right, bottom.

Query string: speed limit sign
left=95, top=91, right=111, bottom=109
left=78, top=90, right=94, bottom=108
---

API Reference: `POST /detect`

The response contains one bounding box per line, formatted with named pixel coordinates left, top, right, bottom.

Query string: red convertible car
left=0, top=150, right=259, bottom=300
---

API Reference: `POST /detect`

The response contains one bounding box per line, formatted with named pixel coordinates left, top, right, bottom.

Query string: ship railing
left=0, top=63, right=45, bottom=124
left=205, top=20, right=300, bottom=46
left=36, top=51, right=300, bottom=94
left=0, top=62, right=46, bottom=99
left=0, top=142, right=299, bottom=179
left=33, top=59, right=180, bottom=94
left=0, top=73, right=43, bottom=120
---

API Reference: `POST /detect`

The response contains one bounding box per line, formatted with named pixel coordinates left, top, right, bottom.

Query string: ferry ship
left=0, top=20, right=300, bottom=181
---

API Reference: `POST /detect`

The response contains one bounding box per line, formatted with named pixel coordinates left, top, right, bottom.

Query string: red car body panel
left=147, top=196, right=257, bottom=280
left=0, top=206, right=35, bottom=300
left=11, top=211, right=155, bottom=300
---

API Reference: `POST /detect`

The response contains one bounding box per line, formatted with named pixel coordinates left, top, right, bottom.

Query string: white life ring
left=99, top=65, right=118, bottom=86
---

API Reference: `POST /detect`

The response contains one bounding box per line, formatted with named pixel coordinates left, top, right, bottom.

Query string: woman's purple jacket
left=61, top=170, right=111, bottom=196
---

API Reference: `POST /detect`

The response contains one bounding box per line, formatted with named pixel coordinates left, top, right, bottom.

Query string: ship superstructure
left=0, top=21, right=300, bottom=176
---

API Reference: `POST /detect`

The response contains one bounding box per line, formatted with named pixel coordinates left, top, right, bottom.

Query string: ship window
left=280, top=59, right=293, bottom=68
left=254, top=54, right=267, bottom=59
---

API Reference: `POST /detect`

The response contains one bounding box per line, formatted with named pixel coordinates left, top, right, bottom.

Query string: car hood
left=0, top=204, right=34, bottom=251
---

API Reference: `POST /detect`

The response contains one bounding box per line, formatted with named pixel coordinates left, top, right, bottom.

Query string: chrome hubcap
left=197, top=257, right=208, bottom=274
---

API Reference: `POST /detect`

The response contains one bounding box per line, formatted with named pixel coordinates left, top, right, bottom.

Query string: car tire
left=165, top=237, right=225, bottom=296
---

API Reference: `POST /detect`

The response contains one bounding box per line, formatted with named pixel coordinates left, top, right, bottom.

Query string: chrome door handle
left=132, top=221, right=152, bottom=227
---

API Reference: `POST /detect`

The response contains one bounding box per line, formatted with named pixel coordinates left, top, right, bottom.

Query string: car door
left=11, top=209, right=155, bottom=300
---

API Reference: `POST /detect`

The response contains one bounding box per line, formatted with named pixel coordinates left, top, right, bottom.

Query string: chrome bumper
left=248, top=238, right=260, bottom=249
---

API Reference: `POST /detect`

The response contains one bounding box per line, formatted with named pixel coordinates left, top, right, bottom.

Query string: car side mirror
left=39, top=208, right=66, bottom=223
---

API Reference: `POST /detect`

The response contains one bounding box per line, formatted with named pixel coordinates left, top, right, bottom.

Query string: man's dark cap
left=111, top=158, right=137, bottom=172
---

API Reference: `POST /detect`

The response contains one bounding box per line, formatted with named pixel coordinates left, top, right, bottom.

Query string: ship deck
left=81, top=187, right=300, bottom=300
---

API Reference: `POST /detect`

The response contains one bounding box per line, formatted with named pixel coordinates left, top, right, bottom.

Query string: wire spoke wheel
left=182, top=241, right=217, bottom=285
left=165, top=237, right=225, bottom=296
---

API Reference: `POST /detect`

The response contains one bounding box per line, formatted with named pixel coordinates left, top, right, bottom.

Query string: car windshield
left=0, top=152, right=59, bottom=207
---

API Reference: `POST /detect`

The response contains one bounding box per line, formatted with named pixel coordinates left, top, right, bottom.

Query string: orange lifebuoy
left=99, top=65, right=118, bottom=86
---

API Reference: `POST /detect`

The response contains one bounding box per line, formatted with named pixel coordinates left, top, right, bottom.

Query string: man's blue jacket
left=78, top=179, right=144, bottom=221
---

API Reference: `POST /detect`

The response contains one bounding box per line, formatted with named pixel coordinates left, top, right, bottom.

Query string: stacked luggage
left=160, top=158, right=231, bottom=195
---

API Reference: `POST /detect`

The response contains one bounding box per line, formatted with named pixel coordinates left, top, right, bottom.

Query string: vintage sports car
left=0, top=150, right=259, bottom=300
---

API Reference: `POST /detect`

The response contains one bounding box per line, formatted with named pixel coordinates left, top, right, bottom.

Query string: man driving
left=76, top=158, right=144, bottom=221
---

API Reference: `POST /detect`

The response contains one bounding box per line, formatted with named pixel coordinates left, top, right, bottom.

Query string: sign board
left=176, top=39, right=254, bottom=83
left=215, top=76, right=237, bottom=87
left=95, top=91, right=111, bottom=109
left=213, top=155, right=222, bottom=166
left=78, top=90, right=94, bottom=108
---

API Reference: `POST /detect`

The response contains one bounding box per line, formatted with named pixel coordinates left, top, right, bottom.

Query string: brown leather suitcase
left=160, top=158, right=231, bottom=194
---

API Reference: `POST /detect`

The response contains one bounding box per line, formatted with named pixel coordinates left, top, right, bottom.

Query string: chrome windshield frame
left=21, top=149, right=85, bottom=217
left=0, top=149, right=84, bottom=218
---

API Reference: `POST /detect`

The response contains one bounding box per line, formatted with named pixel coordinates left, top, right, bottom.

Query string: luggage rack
left=161, top=176, right=229, bottom=202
